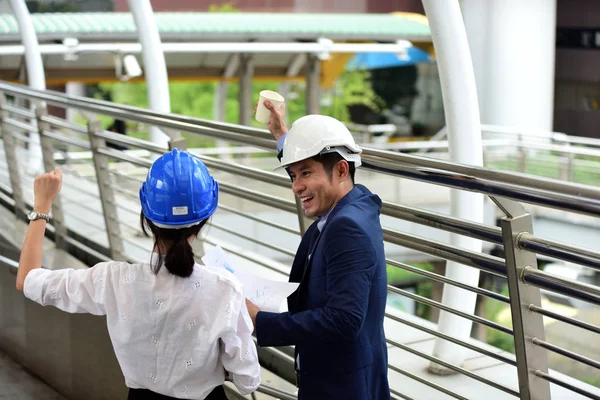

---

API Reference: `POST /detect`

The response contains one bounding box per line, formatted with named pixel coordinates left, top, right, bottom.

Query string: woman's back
left=25, top=259, right=260, bottom=399
left=19, top=149, right=260, bottom=399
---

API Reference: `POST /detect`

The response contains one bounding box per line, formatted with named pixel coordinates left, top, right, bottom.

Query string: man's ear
left=336, top=160, right=350, bottom=181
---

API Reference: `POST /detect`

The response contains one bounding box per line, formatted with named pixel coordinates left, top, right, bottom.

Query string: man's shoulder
left=324, top=193, right=382, bottom=237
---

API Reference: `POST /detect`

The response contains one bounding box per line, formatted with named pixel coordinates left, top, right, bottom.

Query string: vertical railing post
left=0, top=92, right=26, bottom=220
left=168, top=137, right=187, bottom=152
left=492, top=196, right=550, bottom=400
left=565, top=143, right=574, bottom=182
left=517, top=133, right=526, bottom=173
left=36, top=104, right=68, bottom=249
left=87, top=118, right=125, bottom=260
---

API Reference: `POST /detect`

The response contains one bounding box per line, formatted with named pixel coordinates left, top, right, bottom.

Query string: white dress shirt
left=23, top=260, right=261, bottom=399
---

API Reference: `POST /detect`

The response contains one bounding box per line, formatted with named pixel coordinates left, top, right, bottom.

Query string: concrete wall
left=0, top=264, right=126, bottom=400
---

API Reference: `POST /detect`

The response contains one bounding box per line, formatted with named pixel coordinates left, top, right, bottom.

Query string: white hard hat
left=278, top=115, right=362, bottom=169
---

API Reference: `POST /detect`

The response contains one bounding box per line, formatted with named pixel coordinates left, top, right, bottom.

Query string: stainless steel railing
left=0, top=81, right=599, bottom=400
left=359, top=123, right=600, bottom=187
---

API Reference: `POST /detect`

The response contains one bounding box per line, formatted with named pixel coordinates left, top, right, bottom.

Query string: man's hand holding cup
left=255, top=90, right=287, bottom=140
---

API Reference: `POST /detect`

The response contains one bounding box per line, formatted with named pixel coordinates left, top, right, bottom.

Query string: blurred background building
left=2, top=0, right=599, bottom=138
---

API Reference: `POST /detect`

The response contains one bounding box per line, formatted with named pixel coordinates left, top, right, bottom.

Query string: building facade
left=113, top=0, right=424, bottom=14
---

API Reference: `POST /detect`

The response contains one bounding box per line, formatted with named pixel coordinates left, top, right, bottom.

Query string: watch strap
left=30, top=211, right=50, bottom=222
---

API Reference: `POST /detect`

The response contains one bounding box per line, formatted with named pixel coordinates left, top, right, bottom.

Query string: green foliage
left=583, top=377, right=600, bottom=389
left=386, top=262, right=433, bottom=285
left=93, top=62, right=383, bottom=147
left=335, top=69, right=386, bottom=117
left=208, top=3, right=240, bottom=12
left=484, top=284, right=515, bottom=353
left=386, top=262, right=433, bottom=320
left=415, top=280, right=433, bottom=320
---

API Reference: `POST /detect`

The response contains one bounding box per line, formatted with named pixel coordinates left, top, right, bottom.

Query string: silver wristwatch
left=28, top=210, right=50, bottom=223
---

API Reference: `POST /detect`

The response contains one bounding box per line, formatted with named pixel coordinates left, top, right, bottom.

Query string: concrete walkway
left=0, top=350, right=66, bottom=400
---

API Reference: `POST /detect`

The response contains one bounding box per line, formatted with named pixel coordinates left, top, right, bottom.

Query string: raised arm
left=16, top=168, right=62, bottom=291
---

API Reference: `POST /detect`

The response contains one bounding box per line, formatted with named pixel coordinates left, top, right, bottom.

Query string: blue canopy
left=346, top=47, right=433, bottom=70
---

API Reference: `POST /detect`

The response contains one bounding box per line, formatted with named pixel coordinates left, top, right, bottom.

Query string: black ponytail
left=140, top=212, right=208, bottom=278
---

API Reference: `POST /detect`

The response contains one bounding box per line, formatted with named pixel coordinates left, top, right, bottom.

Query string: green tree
left=331, top=69, right=386, bottom=122
left=208, top=3, right=241, bottom=12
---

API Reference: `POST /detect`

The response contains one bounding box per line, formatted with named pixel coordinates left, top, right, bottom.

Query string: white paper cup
left=255, top=90, right=285, bottom=124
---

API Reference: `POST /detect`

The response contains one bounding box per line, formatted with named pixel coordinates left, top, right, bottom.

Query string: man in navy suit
left=245, top=101, right=390, bottom=400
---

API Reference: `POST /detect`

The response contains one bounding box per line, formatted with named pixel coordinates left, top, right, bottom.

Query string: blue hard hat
left=140, top=149, right=218, bottom=228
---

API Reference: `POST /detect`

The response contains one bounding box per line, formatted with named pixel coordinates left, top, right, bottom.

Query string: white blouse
left=23, top=260, right=261, bottom=399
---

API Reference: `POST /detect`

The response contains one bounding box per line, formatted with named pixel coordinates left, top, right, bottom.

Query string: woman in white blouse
left=15, top=149, right=261, bottom=400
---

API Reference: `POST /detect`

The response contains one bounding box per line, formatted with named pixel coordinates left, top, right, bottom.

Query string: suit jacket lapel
left=287, top=222, right=318, bottom=311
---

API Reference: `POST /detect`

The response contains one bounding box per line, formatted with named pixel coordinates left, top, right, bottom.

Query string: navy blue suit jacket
left=256, top=184, right=390, bottom=400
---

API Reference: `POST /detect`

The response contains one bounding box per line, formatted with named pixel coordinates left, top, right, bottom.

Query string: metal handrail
left=209, top=221, right=297, bottom=258
left=4, top=117, right=37, bottom=134
left=41, top=114, right=89, bottom=134
left=535, top=371, right=600, bottom=400
left=0, top=254, right=19, bottom=268
left=42, top=129, right=91, bottom=150
left=2, top=82, right=600, bottom=216
left=386, top=259, right=510, bottom=303
left=518, top=233, right=600, bottom=271
left=203, top=237, right=290, bottom=277
left=363, top=157, right=600, bottom=217
left=385, top=311, right=516, bottom=366
left=528, top=305, right=600, bottom=336
left=2, top=104, right=35, bottom=119
left=382, top=202, right=504, bottom=244
left=198, top=155, right=291, bottom=189
left=522, top=267, right=600, bottom=305
left=94, top=129, right=168, bottom=155
left=2, top=82, right=599, bottom=400
left=383, top=228, right=507, bottom=277
left=2, top=95, right=595, bottom=302
left=531, top=338, right=600, bottom=370
left=217, top=203, right=301, bottom=236
left=388, top=363, right=468, bottom=400
left=387, top=338, right=520, bottom=397
left=255, top=385, right=297, bottom=400
left=219, top=182, right=298, bottom=214
left=387, top=286, right=513, bottom=335
left=390, top=387, right=414, bottom=400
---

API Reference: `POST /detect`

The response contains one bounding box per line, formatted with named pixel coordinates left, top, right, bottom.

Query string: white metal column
left=65, top=82, right=85, bottom=122
left=9, top=0, right=44, bottom=174
left=126, top=0, right=175, bottom=146
left=462, top=0, right=557, bottom=131
left=421, top=0, right=485, bottom=371
left=214, top=83, right=228, bottom=122
left=278, top=53, right=307, bottom=125
left=214, top=54, right=240, bottom=124
left=305, top=54, right=321, bottom=115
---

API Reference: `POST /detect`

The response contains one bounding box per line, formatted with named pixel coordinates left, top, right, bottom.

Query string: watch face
left=28, top=211, right=38, bottom=220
